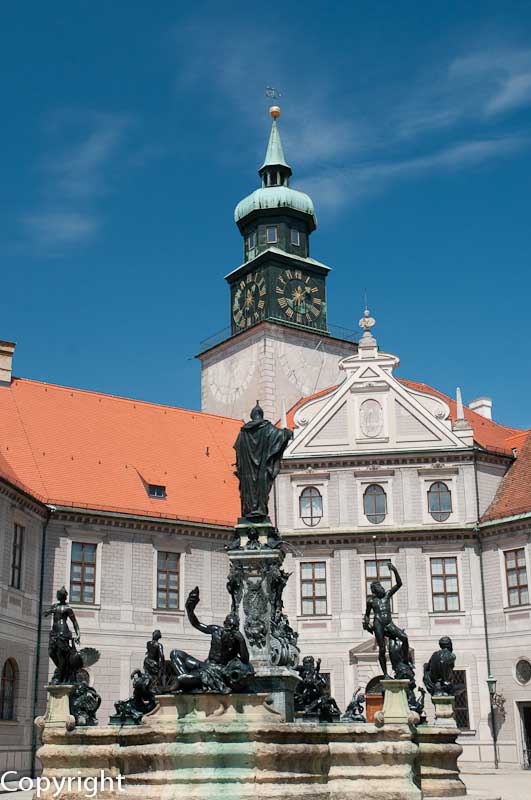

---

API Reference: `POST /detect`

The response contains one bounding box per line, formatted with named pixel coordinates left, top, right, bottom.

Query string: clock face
left=232, top=271, right=267, bottom=329
left=275, top=269, right=323, bottom=325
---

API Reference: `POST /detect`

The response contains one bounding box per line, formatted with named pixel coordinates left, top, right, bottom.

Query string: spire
left=259, top=107, right=292, bottom=181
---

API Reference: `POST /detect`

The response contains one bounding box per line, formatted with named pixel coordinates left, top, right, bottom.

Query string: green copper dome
left=234, top=185, right=316, bottom=223
left=234, top=116, right=317, bottom=228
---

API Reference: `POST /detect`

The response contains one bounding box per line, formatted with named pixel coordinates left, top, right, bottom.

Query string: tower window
left=290, top=228, right=300, bottom=246
left=148, top=484, right=166, bottom=498
left=247, top=231, right=257, bottom=250
left=266, top=225, right=278, bottom=244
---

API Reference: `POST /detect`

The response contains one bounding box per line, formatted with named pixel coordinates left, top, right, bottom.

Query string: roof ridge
left=9, top=377, right=241, bottom=423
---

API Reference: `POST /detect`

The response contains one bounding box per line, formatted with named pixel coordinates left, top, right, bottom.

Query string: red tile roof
left=0, top=378, right=241, bottom=527
left=398, top=379, right=527, bottom=455
left=482, top=432, right=531, bottom=522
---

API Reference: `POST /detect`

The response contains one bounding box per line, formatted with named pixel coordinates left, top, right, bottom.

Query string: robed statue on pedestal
left=234, top=401, right=293, bottom=521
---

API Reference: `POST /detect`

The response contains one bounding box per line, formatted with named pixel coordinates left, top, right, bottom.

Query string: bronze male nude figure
left=363, top=563, right=409, bottom=680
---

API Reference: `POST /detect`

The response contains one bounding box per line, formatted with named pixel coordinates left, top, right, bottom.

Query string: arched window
left=299, top=486, right=323, bottom=527
left=427, top=481, right=452, bottom=522
left=0, top=659, right=17, bottom=721
left=363, top=484, right=387, bottom=524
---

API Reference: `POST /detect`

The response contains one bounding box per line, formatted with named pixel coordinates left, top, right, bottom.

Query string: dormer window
left=148, top=484, right=166, bottom=499
left=266, top=225, right=278, bottom=244
left=290, top=228, right=300, bottom=246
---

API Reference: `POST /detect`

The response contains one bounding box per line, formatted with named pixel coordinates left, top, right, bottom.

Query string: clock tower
left=198, top=107, right=358, bottom=421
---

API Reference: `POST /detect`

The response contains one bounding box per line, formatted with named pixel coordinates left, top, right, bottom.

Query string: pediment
left=286, top=354, right=465, bottom=458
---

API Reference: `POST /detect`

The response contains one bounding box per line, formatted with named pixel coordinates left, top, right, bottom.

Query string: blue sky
left=2, top=1, right=531, bottom=428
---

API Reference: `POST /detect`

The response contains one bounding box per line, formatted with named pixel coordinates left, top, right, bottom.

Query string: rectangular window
left=300, top=561, right=327, bottom=616
left=266, top=225, right=278, bottom=244
left=247, top=231, right=257, bottom=250
left=70, top=542, right=97, bottom=605
left=148, top=484, right=166, bottom=498
left=10, top=524, right=24, bottom=590
left=365, top=559, right=394, bottom=608
left=290, top=228, right=300, bottom=246
left=453, top=669, right=471, bottom=730
left=505, top=548, right=529, bottom=607
left=157, top=551, right=180, bottom=610
left=430, top=557, right=460, bottom=612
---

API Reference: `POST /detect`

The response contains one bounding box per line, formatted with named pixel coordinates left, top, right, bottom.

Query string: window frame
left=65, top=536, right=103, bottom=608
left=0, top=659, right=17, bottom=721
left=290, top=228, right=300, bottom=246
left=10, top=523, right=24, bottom=590
left=363, top=484, right=387, bottom=525
left=265, top=225, right=278, bottom=244
left=152, top=545, right=186, bottom=614
left=430, top=555, right=461, bottom=612
left=427, top=481, right=453, bottom=523
left=292, top=476, right=329, bottom=530
left=452, top=668, right=472, bottom=731
left=155, top=550, right=181, bottom=611
left=298, top=559, right=330, bottom=617
left=356, top=477, right=394, bottom=527
left=299, top=485, right=323, bottom=528
left=148, top=484, right=166, bottom=499
left=69, top=542, right=98, bottom=606
left=247, top=230, right=257, bottom=251
left=504, top=547, right=529, bottom=608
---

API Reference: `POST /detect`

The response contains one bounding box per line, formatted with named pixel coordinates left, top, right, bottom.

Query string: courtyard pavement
left=463, top=770, right=531, bottom=800
left=1, top=771, right=530, bottom=798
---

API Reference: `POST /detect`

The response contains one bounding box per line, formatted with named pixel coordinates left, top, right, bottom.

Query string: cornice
left=49, top=507, right=232, bottom=540
left=0, top=478, right=48, bottom=518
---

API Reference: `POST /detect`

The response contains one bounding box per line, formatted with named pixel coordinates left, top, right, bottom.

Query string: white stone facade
left=199, top=320, right=357, bottom=423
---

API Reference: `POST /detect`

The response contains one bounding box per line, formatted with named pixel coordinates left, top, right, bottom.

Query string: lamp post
left=487, top=674, right=499, bottom=769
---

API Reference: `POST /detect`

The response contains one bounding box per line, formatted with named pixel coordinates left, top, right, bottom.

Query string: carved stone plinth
left=415, top=725, right=467, bottom=797
left=377, top=679, right=414, bottom=725
left=35, top=684, right=76, bottom=733
left=36, top=698, right=422, bottom=799
left=433, top=694, right=457, bottom=727
left=227, top=545, right=300, bottom=719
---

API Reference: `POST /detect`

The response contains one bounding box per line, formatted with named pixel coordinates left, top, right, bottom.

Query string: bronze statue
left=234, top=402, right=293, bottom=521
left=362, top=564, right=410, bottom=680
left=143, top=630, right=166, bottom=691
left=423, top=637, right=457, bottom=696
left=169, top=587, right=254, bottom=693
left=45, top=586, right=99, bottom=685
left=342, top=688, right=366, bottom=722
left=294, top=655, right=340, bottom=722
left=110, top=670, right=157, bottom=725
left=70, top=680, right=101, bottom=726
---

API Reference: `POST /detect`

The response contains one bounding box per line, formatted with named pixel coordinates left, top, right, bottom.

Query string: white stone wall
left=0, top=488, right=44, bottom=776
left=199, top=322, right=357, bottom=422
left=40, top=520, right=234, bottom=725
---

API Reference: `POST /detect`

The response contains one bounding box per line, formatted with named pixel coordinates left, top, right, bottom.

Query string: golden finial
left=269, top=105, right=281, bottom=119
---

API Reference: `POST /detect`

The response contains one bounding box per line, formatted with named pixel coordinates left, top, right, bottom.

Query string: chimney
left=0, top=341, right=16, bottom=385
left=469, top=396, right=492, bottom=420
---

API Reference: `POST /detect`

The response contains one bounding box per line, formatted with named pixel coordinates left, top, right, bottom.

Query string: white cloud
left=22, top=211, right=99, bottom=247
left=303, top=136, right=527, bottom=210
left=23, top=111, right=132, bottom=249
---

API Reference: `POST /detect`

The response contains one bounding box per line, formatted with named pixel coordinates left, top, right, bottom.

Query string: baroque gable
left=287, top=349, right=467, bottom=458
